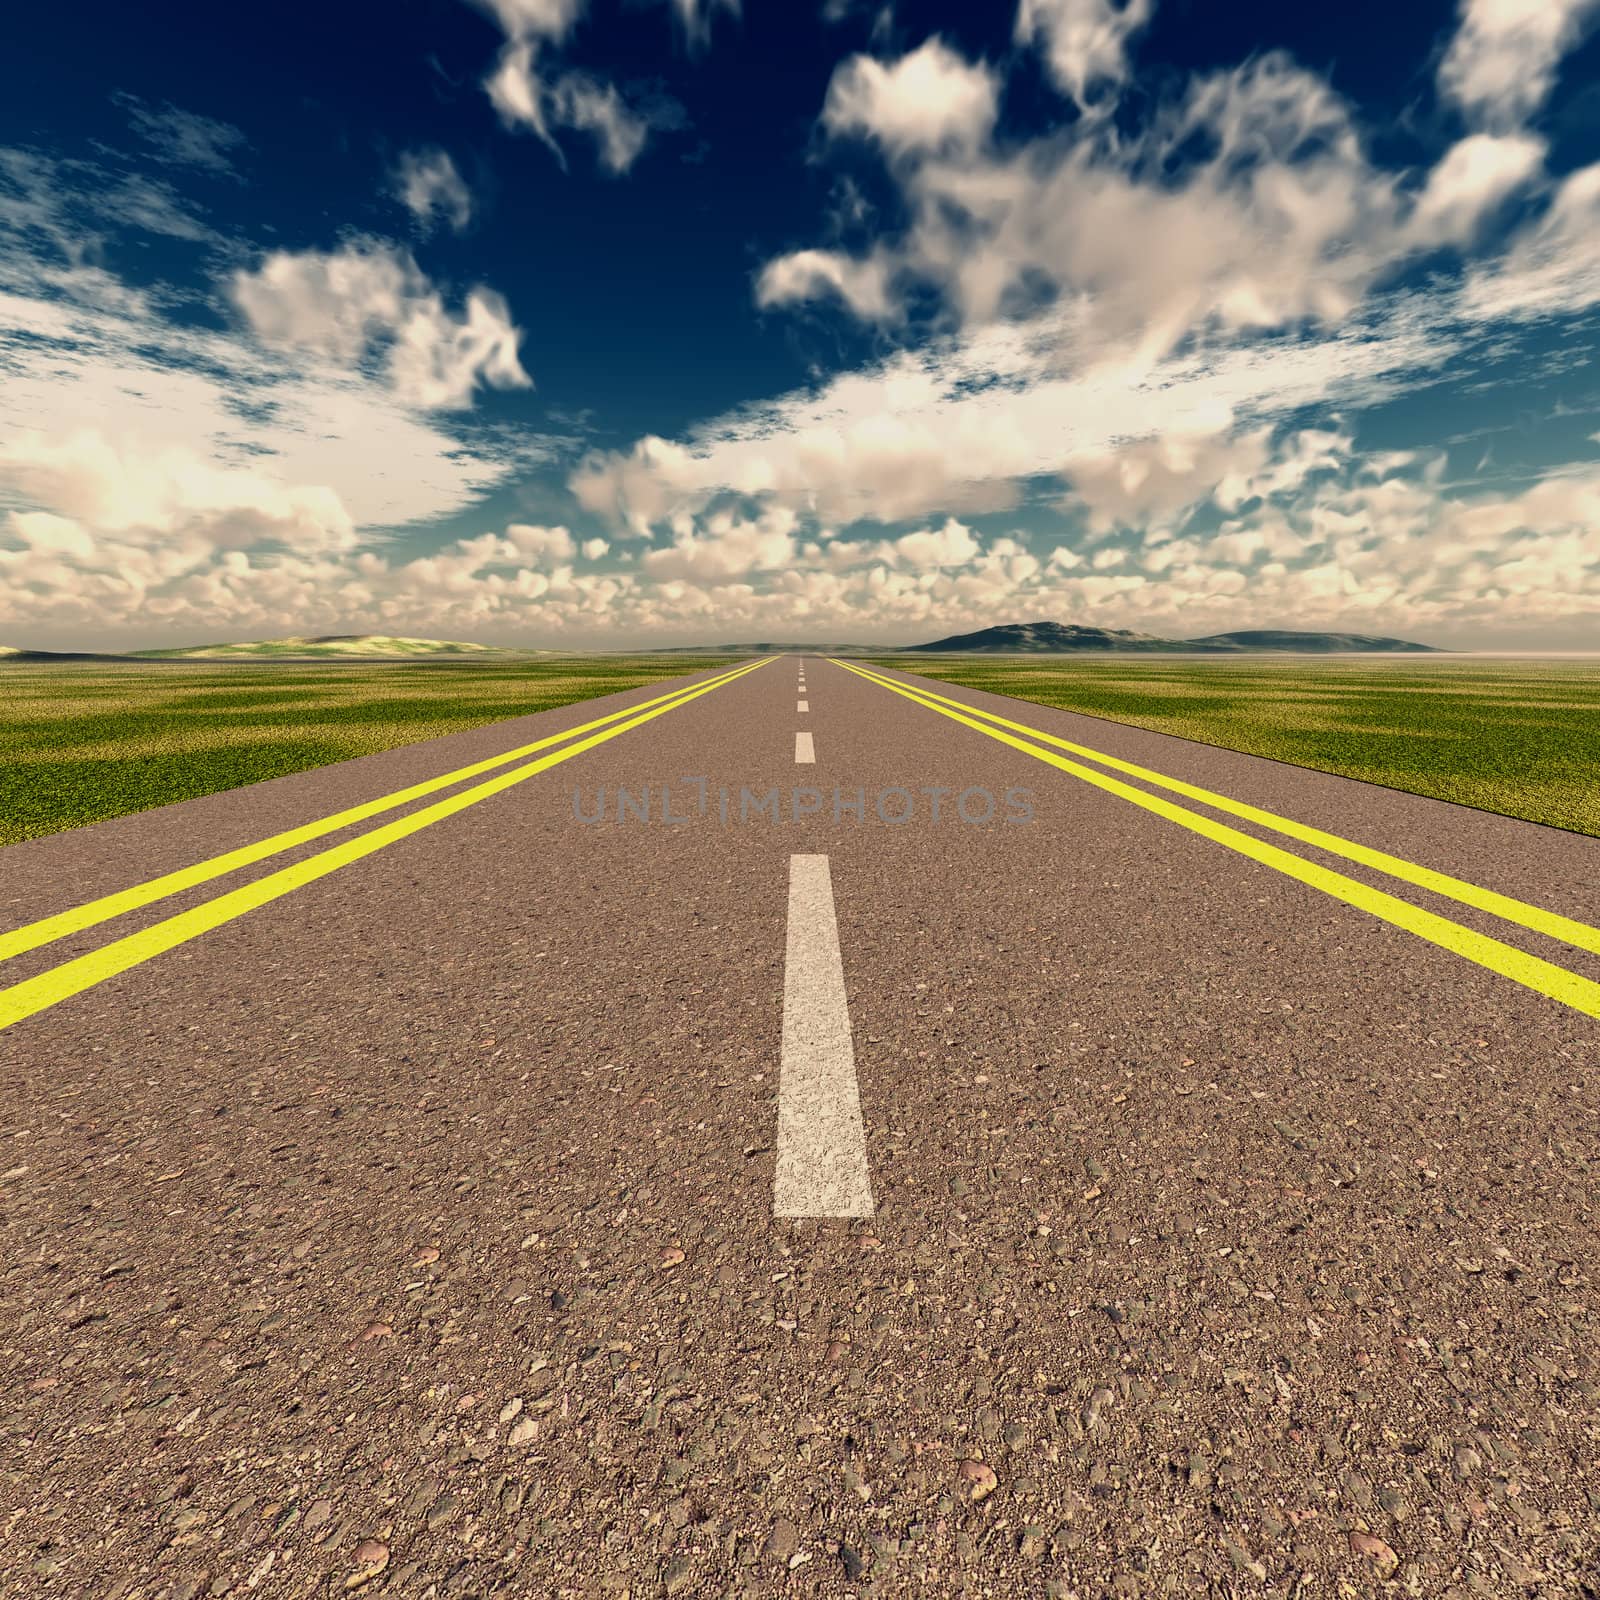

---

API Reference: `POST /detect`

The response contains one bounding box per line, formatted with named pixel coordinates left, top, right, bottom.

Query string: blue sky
left=2, top=0, right=1598, bottom=650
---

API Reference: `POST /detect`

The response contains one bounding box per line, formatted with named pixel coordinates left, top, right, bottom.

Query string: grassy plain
left=0, top=656, right=736, bottom=845
left=870, top=656, right=1600, bottom=837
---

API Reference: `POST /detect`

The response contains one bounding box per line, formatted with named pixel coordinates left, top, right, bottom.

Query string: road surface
left=1, top=656, right=1596, bottom=1598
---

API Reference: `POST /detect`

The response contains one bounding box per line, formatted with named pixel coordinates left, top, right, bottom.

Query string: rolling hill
left=906, top=622, right=1440, bottom=654
left=1183, top=629, right=1439, bottom=653
left=130, top=634, right=534, bottom=660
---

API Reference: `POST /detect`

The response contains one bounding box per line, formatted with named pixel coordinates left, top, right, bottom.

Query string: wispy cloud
left=391, top=148, right=475, bottom=234
left=111, top=92, right=249, bottom=179
left=471, top=0, right=689, bottom=175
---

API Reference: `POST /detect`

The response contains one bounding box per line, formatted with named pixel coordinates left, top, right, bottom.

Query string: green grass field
left=0, top=656, right=736, bottom=846
left=868, top=656, right=1600, bottom=838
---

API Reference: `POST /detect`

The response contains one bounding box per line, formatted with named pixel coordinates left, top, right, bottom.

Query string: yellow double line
left=0, top=658, right=768, bottom=1032
left=833, top=659, right=1600, bottom=1019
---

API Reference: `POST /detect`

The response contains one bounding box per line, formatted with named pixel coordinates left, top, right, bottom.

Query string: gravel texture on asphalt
left=1, top=658, right=1597, bottom=1599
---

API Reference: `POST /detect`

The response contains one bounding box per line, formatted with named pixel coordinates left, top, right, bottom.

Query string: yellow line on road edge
left=842, top=661, right=1600, bottom=960
left=831, top=660, right=1600, bottom=1019
left=0, top=658, right=770, bottom=1033
left=0, top=660, right=761, bottom=967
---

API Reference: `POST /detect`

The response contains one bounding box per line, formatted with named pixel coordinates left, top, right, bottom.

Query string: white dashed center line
left=797, top=699, right=809, bottom=712
left=795, top=731, right=815, bottom=763
left=774, top=854, right=874, bottom=1218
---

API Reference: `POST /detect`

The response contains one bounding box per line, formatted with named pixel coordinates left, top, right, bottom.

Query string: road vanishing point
left=2, top=657, right=1597, bottom=1595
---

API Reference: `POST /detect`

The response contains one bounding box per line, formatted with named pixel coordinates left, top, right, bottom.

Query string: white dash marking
left=795, top=731, right=815, bottom=763
left=775, top=855, right=873, bottom=1218
left=797, top=699, right=809, bottom=713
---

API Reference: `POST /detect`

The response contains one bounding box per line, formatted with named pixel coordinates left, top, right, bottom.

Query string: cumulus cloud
left=739, top=21, right=1600, bottom=605
left=570, top=289, right=1456, bottom=535
left=760, top=52, right=1412, bottom=357
left=229, top=240, right=531, bottom=408
left=1015, top=0, right=1152, bottom=113
left=879, top=517, right=980, bottom=570
left=821, top=39, right=999, bottom=158
left=7, top=449, right=1600, bottom=648
left=0, top=430, right=355, bottom=553
left=1437, top=0, right=1600, bottom=129
left=641, top=506, right=798, bottom=581
left=1044, top=426, right=1357, bottom=539
left=0, top=154, right=556, bottom=550
left=392, top=148, right=474, bottom=233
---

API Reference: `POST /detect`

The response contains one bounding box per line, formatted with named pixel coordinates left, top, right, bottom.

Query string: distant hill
left=0, top=646, right=131, bottom=661
left=131, top=634, right=534, bottom=660
left=907, top=621, right=1441, bottom=654
left=1182, top=629, right=1439, bottom=653
left=908, top=623, right=1190, bottom=654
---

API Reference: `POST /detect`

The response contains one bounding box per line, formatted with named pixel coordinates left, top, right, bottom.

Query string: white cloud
left=1015, top=0, right=1152, bottom=113
left=0, top=284, right=535, bottom=532
left=504, top=522, right=576, bottom=565
left=0, top=163, right=548, bottom=539
left=738, top=25, right=1600, bottom=593
left=754, top=248, right=894, bottom=320
left=821, top=39, right=999, bottom=158
left=0, top=430, right=355, bottom=553
left=469, top=0, right=585, bottom=42
left=473, top=0, right=687, bottom=174
left=570, top=292, right=1456, bottom=534
left=761, top=53, right=1409, bottom=358
left=547, top=74, right=652, bottom=174
left=7, top=451, right=1600, bottom=648
left=1407, top=132, right=1545, bottom=244
left=1462, top=160, right=1600, bottom=318
left=392, top=148, right=474, bottom=233
left=486, top=47, right=660, bottom=174
left=1055, top=427, right=1348, bottom=536
left=641, top=506, right=798, bottom=580
left=486, top=42, right=554, bottom=147
left=1437, top=0, right=1600, bottom=129
left=581, top=535, right=609, bottom=559
left=229, top=241, right=531, bottom=408
left=880, top=517, right=980, bottom=569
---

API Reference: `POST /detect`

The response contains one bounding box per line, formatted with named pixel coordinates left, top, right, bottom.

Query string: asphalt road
left=2, top=656, right=1597, bottom=1599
